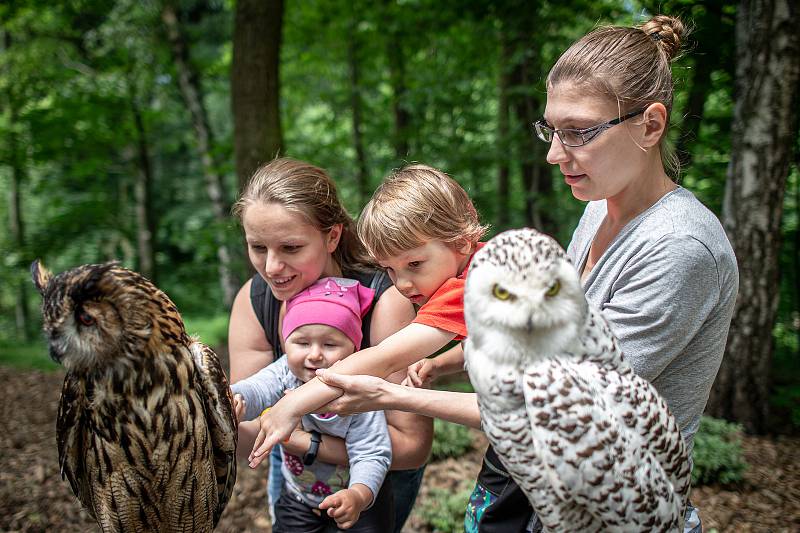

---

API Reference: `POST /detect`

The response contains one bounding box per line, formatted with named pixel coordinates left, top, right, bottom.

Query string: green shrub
left=771, top=384, right=800, bottom=429
left=417, top=486, right=473, bottom=533
left=183, top=314, right=229, bottom=348
left=430, top=419, right=473, bottom=461
left=691, top=415, right=748, bottom=485
left=0, top=340, right=59, bottom=371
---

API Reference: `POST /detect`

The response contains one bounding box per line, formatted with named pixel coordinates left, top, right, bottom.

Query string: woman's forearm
left=278, top=376, right=344, bottom=418
left=381, top=382, right=482, bottom=430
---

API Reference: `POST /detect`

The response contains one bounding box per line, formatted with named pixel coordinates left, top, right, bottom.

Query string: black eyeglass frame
left=533, top=107, right=647, bottom=147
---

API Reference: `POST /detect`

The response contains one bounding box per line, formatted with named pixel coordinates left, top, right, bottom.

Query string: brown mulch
left=1, top=366, right=798, bottom=532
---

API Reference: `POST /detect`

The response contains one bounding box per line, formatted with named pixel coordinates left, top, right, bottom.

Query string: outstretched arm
left=317, top=370, right=483, bottom=430
left=248, top=324, right=455, bottom=466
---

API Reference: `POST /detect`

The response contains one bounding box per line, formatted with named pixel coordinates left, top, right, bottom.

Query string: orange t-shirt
left=412, top=243, right=485, bottom=340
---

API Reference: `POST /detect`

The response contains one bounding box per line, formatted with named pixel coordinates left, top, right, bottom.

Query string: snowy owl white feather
left=464, top=228, right=690, bottom=532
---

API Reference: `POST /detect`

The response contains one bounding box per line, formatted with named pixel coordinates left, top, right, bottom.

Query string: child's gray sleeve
left=230, top=359, right=289, bottom=421
left=344, top=410, right=392, bottom=506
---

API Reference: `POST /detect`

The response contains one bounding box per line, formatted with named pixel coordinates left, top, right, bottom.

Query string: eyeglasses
left=533, top=108, right=646, bottom=147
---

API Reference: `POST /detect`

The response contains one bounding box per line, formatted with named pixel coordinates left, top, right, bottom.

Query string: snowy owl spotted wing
left=521, top=359, right=684, bottom=531
left=189, top=341, right=238, bottom=525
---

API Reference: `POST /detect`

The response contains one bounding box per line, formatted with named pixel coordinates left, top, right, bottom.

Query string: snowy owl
left=463, top=228, right=690, bottom=532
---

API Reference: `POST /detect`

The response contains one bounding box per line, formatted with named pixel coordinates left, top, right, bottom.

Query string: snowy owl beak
left=526, top=316, right=534, bottom=333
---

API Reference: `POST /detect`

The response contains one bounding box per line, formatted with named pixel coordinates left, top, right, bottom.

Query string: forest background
left=1, top=0, right=798, bottom=439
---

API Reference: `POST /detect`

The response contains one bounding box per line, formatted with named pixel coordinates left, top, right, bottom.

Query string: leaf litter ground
left=1, top=366, right=798, bottom=532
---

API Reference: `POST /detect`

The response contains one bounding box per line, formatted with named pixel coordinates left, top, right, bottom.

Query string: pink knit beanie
left=281, top=277, right=376, bottom=349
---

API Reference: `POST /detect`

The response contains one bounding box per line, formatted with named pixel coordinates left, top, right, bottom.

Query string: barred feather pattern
left=33, top=261, right=237, bottom=533
left=464, top=229, right=691, bottom=533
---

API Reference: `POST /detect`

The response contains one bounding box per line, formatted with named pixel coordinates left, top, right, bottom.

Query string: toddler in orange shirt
left=249, top=164, right=488, bottom=464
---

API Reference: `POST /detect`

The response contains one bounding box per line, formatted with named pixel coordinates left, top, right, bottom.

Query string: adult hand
left=315, top=369, right=389, bottom=415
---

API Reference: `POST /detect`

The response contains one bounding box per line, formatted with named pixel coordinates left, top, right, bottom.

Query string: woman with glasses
left=314, top=14, right=739, bottom=532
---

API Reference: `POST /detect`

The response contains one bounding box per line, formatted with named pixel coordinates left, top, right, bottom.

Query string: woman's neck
left=605, top=162, right=676, bottom=227
left=323, top=258, right=344, bottom=278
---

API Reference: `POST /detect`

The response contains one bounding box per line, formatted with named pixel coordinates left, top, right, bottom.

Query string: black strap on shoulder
left=249, top=275, right=284, bottom=358
left=360, top=270, right=391, bottom=349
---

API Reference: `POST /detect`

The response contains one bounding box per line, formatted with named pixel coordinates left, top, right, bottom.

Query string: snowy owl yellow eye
left=545, top=280, right=561, bottom=298
left=492, top=284, right=512, bottom=300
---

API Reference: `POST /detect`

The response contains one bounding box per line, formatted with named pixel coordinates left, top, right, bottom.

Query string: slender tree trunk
left=708, top=0, right=800, bottom=433
left=347, top=13, right=369, bottom=207
left=3, top=30, right=31, bottom=340
left=161, top=3, right=239, bottom=307
left=496, top=32, right=512, bottom=229
left=382, top=0, right=411, bottom=160
left=129, top=91, right=156, bottom=283
left=509, top=43, right=554, bottom=236
left=676, top=53, right=713, bottom=171
left=231, top=0, right=283, bottom=190
left=793, top=149, right=800, bottom=356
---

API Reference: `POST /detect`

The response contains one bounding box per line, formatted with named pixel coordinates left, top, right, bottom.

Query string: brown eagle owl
left=32, top=260, right=237, bottom=533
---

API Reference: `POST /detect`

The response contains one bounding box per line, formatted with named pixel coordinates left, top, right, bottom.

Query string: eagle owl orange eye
left=77, top=309, right=95, bottom=326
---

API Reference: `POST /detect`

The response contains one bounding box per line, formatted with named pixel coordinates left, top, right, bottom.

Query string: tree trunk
left=509, top=41, right=555, bottom=236
left=2, top=30, right=32, bottom=340
left=161, top=2, right=239, bottom=307
left=347, top=13, right=369, bottom=207
left=231, top=0, right=283, bottom=190
left=129, top=91, right=156, bottom=283
left=496, top=32, right=511, bottom=229
left=708, top=0, right=800, bottom=433
left=676, top=53, right=713, bottom=171
left=382, top=0, right=411, bottom=160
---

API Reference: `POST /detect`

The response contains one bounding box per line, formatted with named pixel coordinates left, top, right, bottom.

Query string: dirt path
left=1, top=366, right=798, bottom=532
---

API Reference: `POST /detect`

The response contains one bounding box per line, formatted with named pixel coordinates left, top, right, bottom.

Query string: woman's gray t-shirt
left=567, top=187, right=739, bottom=455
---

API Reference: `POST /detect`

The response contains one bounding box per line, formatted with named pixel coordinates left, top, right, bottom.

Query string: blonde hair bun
left=640, top=15, right=687, bottom=61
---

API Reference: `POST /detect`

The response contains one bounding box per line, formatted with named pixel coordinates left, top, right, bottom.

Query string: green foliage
left=0, top=340, right=58, bottom=372
left=416, top=485, right=474, bottom=533
left=435, top=379, right=475, bottom=394
left=0, top=0, right=797, bottom=437
left=430, top=419, right=473, bottom=461
left=183, top=314, right=230, bottom=349
left=770, top=383, right=800, bottom=430
left=691, top=415, right=748, bottom=486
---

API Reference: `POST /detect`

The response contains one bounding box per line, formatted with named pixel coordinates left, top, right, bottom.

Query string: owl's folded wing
left=522, top=360, right=683, bottom=529
left=57, top=372, right=96, bottom=519
left=189, top=341, right=238, bottom=527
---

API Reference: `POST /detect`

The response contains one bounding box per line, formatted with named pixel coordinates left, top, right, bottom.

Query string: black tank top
left=249, top=270, right=393, bottom=358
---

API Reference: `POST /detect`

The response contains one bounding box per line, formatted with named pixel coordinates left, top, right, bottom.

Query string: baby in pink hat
left=280, top=276, right=376, bottom=381
left=232, top=277, right=393, bottom=531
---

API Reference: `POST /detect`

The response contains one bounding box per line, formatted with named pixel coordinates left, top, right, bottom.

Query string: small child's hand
left=405, top=358, right=438, bottom=388
left=232, top=394, right=246, bottom=423
left=248, top=402, right=301, bottom=469
left=319, top=484, right=372, bottom=529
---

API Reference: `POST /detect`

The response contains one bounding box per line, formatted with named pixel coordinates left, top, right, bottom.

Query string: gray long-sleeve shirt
left=232, top=358, right=391, bottom=507
left=567, top=187, right=739, bottom=455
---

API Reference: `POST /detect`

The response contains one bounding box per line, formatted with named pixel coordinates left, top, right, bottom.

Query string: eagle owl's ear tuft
left=31, top=260, right=52, bottom=294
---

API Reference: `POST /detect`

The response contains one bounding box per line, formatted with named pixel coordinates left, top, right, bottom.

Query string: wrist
left=283, top=429, right=309, bottom=456
left=302, top=430, right=322, bottom=465
left=349, top=483, right=374, bottom=507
